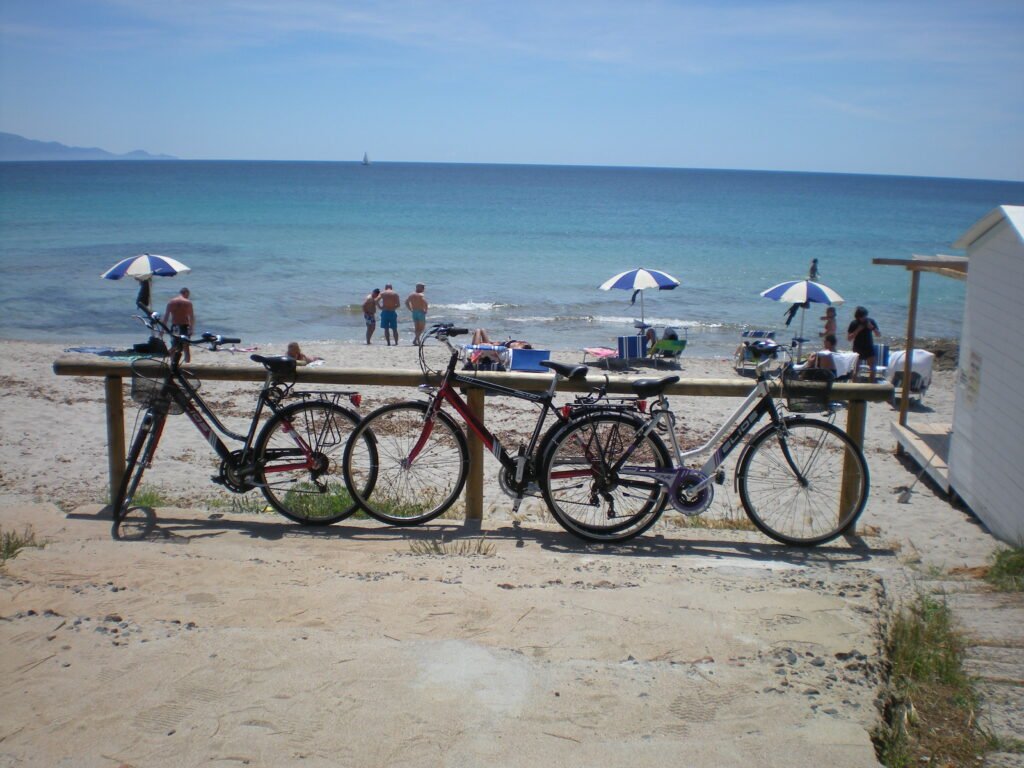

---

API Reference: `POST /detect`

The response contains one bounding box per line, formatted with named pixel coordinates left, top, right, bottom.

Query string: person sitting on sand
left=286, top=342, right=322, bottom=366
left=805, top=334, right=837, bottom=373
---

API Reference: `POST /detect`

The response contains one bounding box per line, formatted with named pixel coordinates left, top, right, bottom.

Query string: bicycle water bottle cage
left=630, top=376, right=679, bottom=399
left=250, top=354, right=297, bottom=380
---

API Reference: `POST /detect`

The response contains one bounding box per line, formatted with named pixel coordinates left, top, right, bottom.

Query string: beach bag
left=134, top=335, right=169, bottom=356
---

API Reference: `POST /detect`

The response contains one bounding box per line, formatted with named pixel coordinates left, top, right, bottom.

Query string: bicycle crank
left=668, top=468, right=714, bottom=516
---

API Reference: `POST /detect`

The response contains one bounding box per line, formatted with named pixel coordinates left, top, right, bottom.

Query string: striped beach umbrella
left=760, top=279, right=844, bottom=306
left=760, top=279, right=844, bottom=360
left=600, top=267, right=680, bottom=324
left=101, top=253, right=191, bottom=281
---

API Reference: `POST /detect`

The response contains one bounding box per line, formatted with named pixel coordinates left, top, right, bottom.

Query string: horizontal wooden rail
left=53, top=356, right=892, bottom=521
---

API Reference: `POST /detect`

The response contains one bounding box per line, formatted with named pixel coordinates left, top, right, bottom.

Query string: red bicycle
left=341, top=323, right=629, bottom=525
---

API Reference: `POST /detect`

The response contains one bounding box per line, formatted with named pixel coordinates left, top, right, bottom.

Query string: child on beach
left=286, top=342, right=323, bottom=366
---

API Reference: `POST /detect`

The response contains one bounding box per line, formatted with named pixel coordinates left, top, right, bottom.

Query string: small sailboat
left=362, top=152, right=369, bottom=166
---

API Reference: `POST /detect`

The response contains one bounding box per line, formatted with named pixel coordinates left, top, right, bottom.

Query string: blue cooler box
left=617, top=335, right=647, bottom=359
left=507, top=349, right=551, bottom=372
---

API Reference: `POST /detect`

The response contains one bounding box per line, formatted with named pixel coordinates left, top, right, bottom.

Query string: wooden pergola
left=871, top=254, right=967, bottom=492
left=872, top=254, right=968, bottom=426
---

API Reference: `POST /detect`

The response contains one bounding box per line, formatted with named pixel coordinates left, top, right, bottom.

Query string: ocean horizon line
left=3, top=156, right=1020, bottom=185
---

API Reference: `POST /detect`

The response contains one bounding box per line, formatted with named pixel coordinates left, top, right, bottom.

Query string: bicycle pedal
left=211, top=475, right=225, bottom=485
left=714, top=470, right=725, bottom=485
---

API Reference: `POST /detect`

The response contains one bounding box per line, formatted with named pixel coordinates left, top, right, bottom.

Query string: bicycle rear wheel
left=542, top=412, right=670, bottom=542
left=255, top=401, right=368, bottom=525
left=343, top=401, right=469, bottom=525
left=737, top=417, right=869, bottom=546
left=111, top=408, right=166, bottom=540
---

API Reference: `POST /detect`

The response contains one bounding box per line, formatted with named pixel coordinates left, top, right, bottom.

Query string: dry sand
left=0, top=339, right=1003, bottom=766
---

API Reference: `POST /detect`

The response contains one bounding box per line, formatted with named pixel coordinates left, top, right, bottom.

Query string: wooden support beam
left=841, top=400, right=868, bottom=518
left=899, top=269, right=921, bottom=427
left=104, top=376, right=126, bottom=504
left=464, top=388, right=485, bottom=521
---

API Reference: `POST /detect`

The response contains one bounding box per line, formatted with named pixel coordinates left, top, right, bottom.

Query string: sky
left=1, top=0, right=1022, bottom=180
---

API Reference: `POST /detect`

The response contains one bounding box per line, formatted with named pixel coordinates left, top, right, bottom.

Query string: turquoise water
left=2, top=161, right=1022, bottom=355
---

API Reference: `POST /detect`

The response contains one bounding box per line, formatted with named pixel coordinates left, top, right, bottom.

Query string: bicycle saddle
left=250, top=354, right=297, bottom=376
left=630, top=376, right=679, bottom=398
left=541, top=361, right=588, bottom=380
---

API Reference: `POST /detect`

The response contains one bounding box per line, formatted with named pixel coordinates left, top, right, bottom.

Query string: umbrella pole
left=797, top=307, right=806, bottom=361
left=640, top=291, right=645, bottom=325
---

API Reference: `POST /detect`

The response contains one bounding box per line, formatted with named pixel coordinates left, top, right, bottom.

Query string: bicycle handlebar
left=133, top=314, right=242, bottom=351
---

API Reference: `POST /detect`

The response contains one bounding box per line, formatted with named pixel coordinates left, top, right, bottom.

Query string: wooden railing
left=52, top=357, right=892, bottom=518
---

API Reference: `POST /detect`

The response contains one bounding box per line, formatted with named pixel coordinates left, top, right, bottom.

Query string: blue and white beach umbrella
left=101, top=253, right=191, bottom=281
left=760, top=279, right=844, bottom=359
left=600, top=267, right=680, bottom=324
left=760, top=279, right=844, bottom=306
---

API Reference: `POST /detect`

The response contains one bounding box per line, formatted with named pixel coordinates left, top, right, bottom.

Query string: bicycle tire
left=111, top=408, right=166, bottom=540
left=542, top=412, right=670, bottom=542
left=255, top=401, right=368, bottom=525
left=737, top=417, right=869, bottom=546
left=343, top=401, right=469, bottom=525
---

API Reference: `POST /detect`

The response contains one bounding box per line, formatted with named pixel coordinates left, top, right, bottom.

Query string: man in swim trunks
left=405, top=283, right=428, bottom=345
left=361, top=288, right=381, bottom=344
left=378, top=283, right=401, bottom=346
left=163, top=287, right=195, bottom=362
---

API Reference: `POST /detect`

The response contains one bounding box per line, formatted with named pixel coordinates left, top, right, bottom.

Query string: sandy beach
left=0, top=338, right=1004, bottom=766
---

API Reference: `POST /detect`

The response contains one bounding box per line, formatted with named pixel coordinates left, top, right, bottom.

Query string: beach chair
left=857, top=343, right=890, bottom=379
left=734, top=330, right=778, bottom=373
left=647, top=338, right=687, bottom=367
left=582, top=346, right=618, bottom=368
left=887, top=349, right=934, bottom=403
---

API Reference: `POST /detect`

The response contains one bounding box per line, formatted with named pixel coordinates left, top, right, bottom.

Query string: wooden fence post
left=841, top=399, right=867, bottom=517
left=104, top=375, right=126, bottom=503
left=465, top=388, right=485, bottom=521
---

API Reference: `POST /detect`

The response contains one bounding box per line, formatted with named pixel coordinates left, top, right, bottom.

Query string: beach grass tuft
left=408, top=537, right=495, bottom=557
left=873, top=592, right=989, bottom=767
left=1, top=525, right=42, bottom=563
left=127, top=486, right=167, bottom=509
left=984, top=545, right=1024, bottom=592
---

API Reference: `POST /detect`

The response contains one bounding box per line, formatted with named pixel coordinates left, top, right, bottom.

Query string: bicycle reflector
left=349, top=394, right=362, bottom=408
left=561, top=405, right=571, bottom=420
left=638, top=399, right=647, bottom=413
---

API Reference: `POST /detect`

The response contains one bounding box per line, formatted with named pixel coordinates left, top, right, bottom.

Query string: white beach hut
left=948, top=205, right=1024, bottom=544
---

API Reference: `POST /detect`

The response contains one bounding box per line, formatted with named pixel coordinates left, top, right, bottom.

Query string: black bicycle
left=111, top=312, right=373, bottom=539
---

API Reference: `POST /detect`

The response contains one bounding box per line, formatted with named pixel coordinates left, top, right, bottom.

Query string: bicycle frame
left=136, top=349, right=321, bottom=485
left=410, top=351, right=562, bottom=483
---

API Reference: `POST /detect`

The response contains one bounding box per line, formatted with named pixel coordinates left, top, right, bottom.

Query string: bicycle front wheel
left=737, top=417, right=869, bottom=546
left=542, top=412, right=670, bottom=542
left=343, top=401, right=468, bottom=525
left=111, top=408, right=166, bottom=540
left=255, top=401, right=367, bottom=525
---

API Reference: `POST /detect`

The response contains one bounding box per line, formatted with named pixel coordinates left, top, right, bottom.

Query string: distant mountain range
left=0, top=132, right=176, bottom=161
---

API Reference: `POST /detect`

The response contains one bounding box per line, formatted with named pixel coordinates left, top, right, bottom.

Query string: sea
left=2, top=161, right=1022, bottom=357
